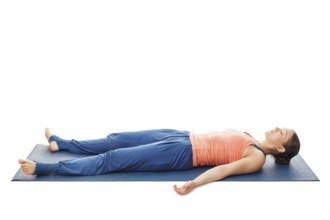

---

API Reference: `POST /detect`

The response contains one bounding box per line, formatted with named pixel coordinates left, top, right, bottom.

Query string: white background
left=1, top=1, right=329, bottom=219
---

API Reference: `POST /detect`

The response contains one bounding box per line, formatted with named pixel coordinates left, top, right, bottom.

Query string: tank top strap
left=244, top=132, right=266, bottom=157
left=253, top=144, right=266, bottom=157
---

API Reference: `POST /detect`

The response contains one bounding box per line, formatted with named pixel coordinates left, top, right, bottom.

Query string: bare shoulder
left=242, top=145, right=266, bottom=165
left=222, top=146, right=266, bottom=176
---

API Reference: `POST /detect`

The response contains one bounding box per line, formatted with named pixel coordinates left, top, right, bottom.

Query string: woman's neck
left=255, top=140, right=277, bottom=155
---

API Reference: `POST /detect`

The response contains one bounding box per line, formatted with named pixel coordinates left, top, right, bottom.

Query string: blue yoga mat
left=12, top=144, right=319, bottom=181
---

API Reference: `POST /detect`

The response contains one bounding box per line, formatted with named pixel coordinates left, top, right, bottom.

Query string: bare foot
left=45, top=128, right=59, bottom=152
left=18, top=159, right=36, bottom=175
left=45, top=128, right=53, bottom=140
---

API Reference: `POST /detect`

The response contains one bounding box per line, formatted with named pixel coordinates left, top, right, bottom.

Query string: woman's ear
left=276, top=145, right=286, bottom=153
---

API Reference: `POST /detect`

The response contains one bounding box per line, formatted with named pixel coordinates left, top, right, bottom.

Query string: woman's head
left=265, top=127, right=300, bottom=165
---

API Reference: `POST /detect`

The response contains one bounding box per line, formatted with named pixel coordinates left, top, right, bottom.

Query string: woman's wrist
left=190, top=180, right=199, bottom=187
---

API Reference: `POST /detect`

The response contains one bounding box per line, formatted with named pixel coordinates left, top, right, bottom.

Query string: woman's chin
left=265, top=131, right=271, bottom=138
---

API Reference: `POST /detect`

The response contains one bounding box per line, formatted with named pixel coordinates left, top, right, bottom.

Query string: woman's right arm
left=173, top=155, right=264, bottom=195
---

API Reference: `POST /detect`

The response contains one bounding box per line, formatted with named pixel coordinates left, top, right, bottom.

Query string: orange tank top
left=189, top=129, right=255, bottom=166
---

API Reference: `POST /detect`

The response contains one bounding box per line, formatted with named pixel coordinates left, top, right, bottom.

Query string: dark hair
left=273, top=131, right=300, bottom=165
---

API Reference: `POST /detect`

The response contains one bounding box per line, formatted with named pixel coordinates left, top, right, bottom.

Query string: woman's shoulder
left=243, top=145, right=266, bottom=164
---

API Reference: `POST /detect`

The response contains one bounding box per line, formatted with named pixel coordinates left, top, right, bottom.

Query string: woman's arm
left=173, top=155, right=264, bottom=195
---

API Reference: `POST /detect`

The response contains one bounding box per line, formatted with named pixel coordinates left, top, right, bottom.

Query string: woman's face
left=265, top=127, right=294, bottom=146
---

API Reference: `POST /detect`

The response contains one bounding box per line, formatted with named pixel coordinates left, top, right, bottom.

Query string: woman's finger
left=173, top=185, right=184, bottom=195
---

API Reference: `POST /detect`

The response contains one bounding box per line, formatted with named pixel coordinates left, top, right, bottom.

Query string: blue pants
left=34, top=129, right=193, bottom=175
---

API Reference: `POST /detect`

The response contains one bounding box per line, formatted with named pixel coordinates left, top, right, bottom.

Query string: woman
left=19, top=127, right=300, bottom=195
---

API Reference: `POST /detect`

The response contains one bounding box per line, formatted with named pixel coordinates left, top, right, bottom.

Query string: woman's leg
left=31, top=134, right=193, bottom=176
left=48, top=135, right=114, bottom=155
left=47, top=128, right=188, bottom=155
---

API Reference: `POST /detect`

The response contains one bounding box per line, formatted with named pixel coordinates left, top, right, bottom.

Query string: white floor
left=1, top=1, right=329, bottom=219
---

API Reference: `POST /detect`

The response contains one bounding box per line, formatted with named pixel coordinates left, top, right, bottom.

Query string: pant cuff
left=48, top=135, right=65, bottom=151
left=34, top=162, right=59, bottom=175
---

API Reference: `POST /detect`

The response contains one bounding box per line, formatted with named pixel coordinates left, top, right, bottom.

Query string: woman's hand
left=173, top=181, right=196, bottom=195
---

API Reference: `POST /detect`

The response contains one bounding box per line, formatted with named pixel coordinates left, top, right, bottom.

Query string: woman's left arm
left=173, top=155, right=264, bottom=195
